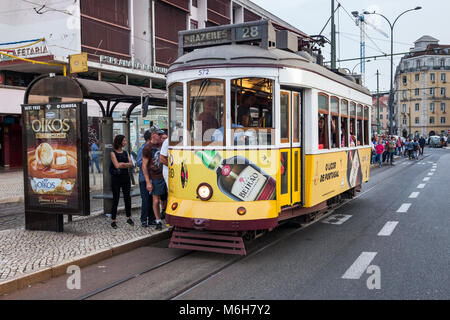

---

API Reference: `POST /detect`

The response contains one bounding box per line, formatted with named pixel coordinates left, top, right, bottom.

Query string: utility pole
left=331, top=0, right=336, bottom=70
left=377, top=70, right=380, bottom=134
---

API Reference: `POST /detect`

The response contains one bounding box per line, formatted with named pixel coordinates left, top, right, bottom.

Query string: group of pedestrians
left=109, top=126, right=169, bottom=230
left=371, top=134, right=427, bottom=167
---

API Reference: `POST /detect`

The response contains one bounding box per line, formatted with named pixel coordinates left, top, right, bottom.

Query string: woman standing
left=109, top=134, right=134, bottom=229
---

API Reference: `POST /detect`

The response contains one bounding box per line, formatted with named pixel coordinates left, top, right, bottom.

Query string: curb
left=0, top=228, right=171, bottom=296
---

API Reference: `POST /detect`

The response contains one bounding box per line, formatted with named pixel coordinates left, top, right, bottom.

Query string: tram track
left=76, top=205, right=339, bottom=301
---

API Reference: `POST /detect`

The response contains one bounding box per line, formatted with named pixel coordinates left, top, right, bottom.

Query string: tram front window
left=188, top=79, right=224, bottom=145
left=231, top=78, right=274, bottom=146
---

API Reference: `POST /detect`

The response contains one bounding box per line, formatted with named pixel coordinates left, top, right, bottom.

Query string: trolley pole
left=331, top=0, right=337, bottom=70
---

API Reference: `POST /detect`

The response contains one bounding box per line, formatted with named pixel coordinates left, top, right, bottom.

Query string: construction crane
left=351, top=11, right=388, bottom=85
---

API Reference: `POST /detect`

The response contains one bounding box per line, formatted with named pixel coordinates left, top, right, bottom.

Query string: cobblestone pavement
left=0, top=208, right=165, bottom=283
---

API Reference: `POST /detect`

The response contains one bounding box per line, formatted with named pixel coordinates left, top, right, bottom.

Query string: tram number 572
left=198, top=68, right=209, bottom=76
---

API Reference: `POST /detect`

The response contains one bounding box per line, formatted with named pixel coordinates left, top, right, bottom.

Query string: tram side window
left=231, top=78, right=274, bottom=146
left=330, top=97, right=339, bottom=148
left=350, top=102, right=356, bottom=147
left=318, top=93, right=329, bottom=149
left=357, top=104, right=363, bottom=146
left=364, top=106, right=369, bottom=145
left=341, top=100, right=349, bottom=147
left=169, top=83, right=184, bottom=145
left=188, top=79, right=225, bottom=145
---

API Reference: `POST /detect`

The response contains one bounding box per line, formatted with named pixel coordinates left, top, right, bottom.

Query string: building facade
left=395, top=35, right=450, bottom=138
left=0, top=0, right=308, bottom=168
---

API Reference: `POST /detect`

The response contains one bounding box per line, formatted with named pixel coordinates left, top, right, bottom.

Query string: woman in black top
left=110, top=135, right=134, bottom=229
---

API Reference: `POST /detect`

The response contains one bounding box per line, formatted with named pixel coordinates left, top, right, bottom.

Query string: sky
left=252, top=0, right=450, bottom=93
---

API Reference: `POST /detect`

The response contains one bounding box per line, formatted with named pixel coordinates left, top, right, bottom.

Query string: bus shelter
left=23, top=74, right=167, bottom=232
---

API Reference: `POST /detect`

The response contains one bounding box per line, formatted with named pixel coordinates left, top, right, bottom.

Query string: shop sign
left=21, top=102, right=90, bottom=216
left=0, top=45, right=49, bottom=61
left=99, top=55, right=168, bottom=75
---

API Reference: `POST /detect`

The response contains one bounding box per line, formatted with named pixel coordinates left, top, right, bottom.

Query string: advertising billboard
left=21, top=102, right=90, bottom=215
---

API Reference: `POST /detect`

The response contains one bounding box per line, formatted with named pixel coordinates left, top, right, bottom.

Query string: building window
left=441, top=103, right=446, bottom=112
left=415, top=74, right=420, bottom=81
left=440, top=117, right=446, bottom=124
left=416, top=60, right=421, bottom=68
left=192, top=0, right=198, bottom=7
left=415, top=117, right=419, bottom=124
left=430, top=73, right=436, bottom=82
left=430, top=87, right=435, bottom=96
left=402, top=76, right=407, bottom=85
left=190, top=19, right=198, bottom=30
left=441, top=87, right=446, bottom=96
left=441, top=73, right=446, bottom=82
left=429, top=117, right=435, bottom=124
left=402, top=90, right=407, bottom=98
left=380, top=114, right=383, bottom=120
left=403, top=117, right=407, bottom=125
left=415, top=103, right=420, bottom=111
left=414, top=88, right=419, bottom=96
left=402, top=104, right=407, bottom=113
left=430, top=103, right=435, bottom=112
left=441, top=59, right=445, bottom=67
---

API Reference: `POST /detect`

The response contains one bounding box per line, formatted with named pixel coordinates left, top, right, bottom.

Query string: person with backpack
left=387, top=137, right=396, bottom=165
left=110, top=134, right=134, bottom=229
left=419, top=136, right=426, bottom=155
left=413, top=138, right=419, bottom=160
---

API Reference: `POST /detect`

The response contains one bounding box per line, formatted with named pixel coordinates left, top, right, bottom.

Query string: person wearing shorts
left=142, top=126, right=166, bottom=231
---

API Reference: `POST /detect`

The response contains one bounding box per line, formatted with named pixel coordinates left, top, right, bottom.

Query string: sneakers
left=141, top=222, right=148, bottom=228
left=111, top=222, right=117, bottom=229
left=155, top=222, right=162, bottom=230
left=126, top=218, right=134, bottom=226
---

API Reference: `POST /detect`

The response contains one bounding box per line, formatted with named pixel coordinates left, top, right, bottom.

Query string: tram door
left=279, top=90, right=302, bottom=209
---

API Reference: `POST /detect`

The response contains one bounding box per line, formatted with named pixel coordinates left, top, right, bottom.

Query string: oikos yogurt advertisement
left=22, top=103, right=86, bottom=211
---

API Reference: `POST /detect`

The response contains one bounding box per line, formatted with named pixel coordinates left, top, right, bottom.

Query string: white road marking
left=397, top=203, right=412, bottom=213
left=321, top=214, right=352, bottom=225
left=423, top=177, right=430, bottom=182
left=431, top=169, right=436, bottom=172
left=342, top=252, right=378, bottom=279
left=428, top=172, right=434, bottom=176
left=378, top=221, right=399, bottom=236
left=409, top=192, right=420, bottom=198
left=417, top=184, right=426, bottom=189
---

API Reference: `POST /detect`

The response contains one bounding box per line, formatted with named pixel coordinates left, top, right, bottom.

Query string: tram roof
left=168, top=44, right=371, bottom=96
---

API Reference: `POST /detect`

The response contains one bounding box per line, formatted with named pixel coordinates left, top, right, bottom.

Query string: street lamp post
left=364, top=6, right=422, bottom=135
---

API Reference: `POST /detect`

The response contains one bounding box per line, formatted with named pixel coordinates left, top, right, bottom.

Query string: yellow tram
left=164, top=21, right=372, bottom=255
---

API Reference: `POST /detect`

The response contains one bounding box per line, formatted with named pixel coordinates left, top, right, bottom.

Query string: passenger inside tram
left=341, top=118, right=348, bottom=147
left=350, top=121, right=356, bottom=147
left=198, top=96, right=220, bottom=136
left=318, top=115, right=329, bottom=149
left=331, top=117, right=338, bottom=148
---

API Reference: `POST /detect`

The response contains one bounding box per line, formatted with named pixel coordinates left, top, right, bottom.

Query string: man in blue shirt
left=137, top=130, right=156, bottom=227
left=90, top=140, right=101, bottom=173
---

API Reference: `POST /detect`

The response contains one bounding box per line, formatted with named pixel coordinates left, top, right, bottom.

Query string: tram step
left=169, top=228, right=246, bottom=255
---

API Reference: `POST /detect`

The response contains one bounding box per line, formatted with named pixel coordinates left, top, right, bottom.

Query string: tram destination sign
left=179, top=20, right=276, bottom=56
left=21, top=102, right=90, bottom=216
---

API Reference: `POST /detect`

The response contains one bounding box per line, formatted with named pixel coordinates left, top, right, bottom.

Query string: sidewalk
left=0, top=208, right=170, bottom=296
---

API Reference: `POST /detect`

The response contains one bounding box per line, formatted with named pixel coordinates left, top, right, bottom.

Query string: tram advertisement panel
left=21, top=102, right=90, bottom=215
left=168, top=149, right=278, bottom=202
left=306, top=148, right=371, bottom=207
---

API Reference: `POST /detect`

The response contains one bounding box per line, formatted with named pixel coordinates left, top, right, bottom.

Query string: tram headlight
left=196, top=183, right=213, bottom=201
left=237, top=207, right=247, bottom=216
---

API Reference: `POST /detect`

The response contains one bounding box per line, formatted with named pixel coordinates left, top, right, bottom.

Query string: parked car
left=429, top=135, right=442, bottom=148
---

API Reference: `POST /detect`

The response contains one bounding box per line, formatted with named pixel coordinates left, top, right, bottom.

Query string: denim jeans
left=139, top=181, right=156, bottom=224
left=91, top=157, right=101, bottom=173
left=376, top=154, right=382, bottom=166
left=388, top=152, right=394, bottom=164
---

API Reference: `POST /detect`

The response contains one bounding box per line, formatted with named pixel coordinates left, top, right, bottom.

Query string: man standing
left=388, top=137, right=396, bottom=165
left=90, top=140, right=101, bottom=173
left=137, top=130, right=155, bottom=227
left=419, top=136, right=426, bottom=155
left=142, top=126, right=166, bottom=231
